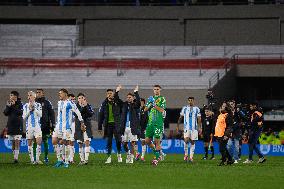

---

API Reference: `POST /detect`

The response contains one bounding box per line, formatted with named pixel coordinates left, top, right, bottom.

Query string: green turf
left=0, top=153, right=283, bottom=189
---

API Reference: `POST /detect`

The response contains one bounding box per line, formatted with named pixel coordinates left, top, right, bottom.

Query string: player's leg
left=209, top=135, right=215, bottom=160
left=11, top=137, right=15, bottom=162
left=83, top=132, right=91, bottom=164
left=122, top=129, right=130, bottom=163
left=35, top=135, right=43, bottom=164
left=189, top=130, right=198, bottom=162
left=78, top=141, right=85, bottom=164
left=14, top=138, right=20, bottom=163
left=27, top=138, right=34, bottom=164
left=33, top=138, right=37, bottom=162
left=203, top=141, right=209, bottom=160
left=114, top=129, right=122, bottom=163
left=130, top=133, right=138, bottom=163
left=141, top=139, right=146, bottom=161
left=42, top=134, right=49, bottom=163
left=183, top=130, right=190, bottom=161
left=105, top=124, right=115, bottom=163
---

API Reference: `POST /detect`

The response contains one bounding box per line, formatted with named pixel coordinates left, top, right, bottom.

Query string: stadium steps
left=0, top=69, right=215, bottom=89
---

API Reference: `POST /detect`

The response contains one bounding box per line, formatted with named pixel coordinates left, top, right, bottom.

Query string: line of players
left=4, top=85, right=266, bottom=167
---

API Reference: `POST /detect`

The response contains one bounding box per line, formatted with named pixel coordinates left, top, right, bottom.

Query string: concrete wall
left=0, top=5, right=284, bottom=45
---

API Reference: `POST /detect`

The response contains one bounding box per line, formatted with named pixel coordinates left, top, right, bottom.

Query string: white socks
left=184, top=142, right=189, bottom=156
left=141, top=145, right=146, bottom=158
left=190, top=144, right=195, bottom=160
left=64, top=145, right=70, bottom=164
left=56, top=144, right=63, bottom=161
left=69, top=146, right=74, bottom=162
left=14, top=149, right=19, bottom=160
left=85, top=146, right=90, bottom=161
left=79, top=147, right=85, bottom=162
left=28, top=146, right=34, bottom=162
left=36, top=145, right=41, bottom=162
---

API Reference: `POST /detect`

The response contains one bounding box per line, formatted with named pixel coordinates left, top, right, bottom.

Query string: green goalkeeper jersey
left=146, top=95, right=166, bottom=126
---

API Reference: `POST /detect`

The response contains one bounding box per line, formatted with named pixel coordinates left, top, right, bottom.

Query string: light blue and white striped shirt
left=57, top=100, right=83, bottom=132
left=23, top=102, right=42, bottom=129
left=180, top=106, right=201, bottom=131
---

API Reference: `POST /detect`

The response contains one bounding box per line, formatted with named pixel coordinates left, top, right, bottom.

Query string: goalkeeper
left=144, top=85, right=166, bottom=166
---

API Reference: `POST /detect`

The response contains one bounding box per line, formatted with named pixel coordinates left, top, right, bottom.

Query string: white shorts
left=122, top=127, right=138, bottom=142
left=63, top=129, right=74, bottom=141
left=26, top=127, right=42, bottom=140
left=77, top=132, right=91, bottom=143
left=52, top=127, right=63, bottom=139
left=184, top=130, right=198, bottom=141
left=7, top=135, right=22, bottom=141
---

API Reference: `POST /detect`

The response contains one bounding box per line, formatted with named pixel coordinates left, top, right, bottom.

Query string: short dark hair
left=10, top=91, right=19, bottom=97
left=188, top=97, right=194, bottom=100
left=77, top=93, right=85, bottom=97
left=68, top=93, right=75, bottom=98
left=106, top=89, right=113, bottom=92
left=36, top=88, right=44, bottom=92
left=127, top=93, right=134, bottom=97
left=140, top=98, right=145, bottom=103
left=60, top=88, right=68, bottom=95
left=153, top=85, right=161, bottom=89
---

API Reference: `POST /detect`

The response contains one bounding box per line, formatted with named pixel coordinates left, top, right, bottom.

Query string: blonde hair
left=28, top=91, right=36, bottom=98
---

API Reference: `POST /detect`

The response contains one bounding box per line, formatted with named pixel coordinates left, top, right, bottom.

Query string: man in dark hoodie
left=35, top=89, right=55, bottom=163
left=227, top=100, right=242, bottom=164
left=98, top=85, right=123, bottom=164
left=3, top=91, right=23, bottom=163
left=120, top=85, right=141, bottom=164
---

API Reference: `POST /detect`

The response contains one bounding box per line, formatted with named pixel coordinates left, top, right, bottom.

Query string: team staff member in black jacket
left=201, top=107, right=215, bottom=160
left=120, top=85, right=141, bottom=164
left=98, top=85, right=123, bottom=164
left=35, top=89, right=55, bottom=163
left=3, top=91, right=23, bottom=163
left=75, top=93, right=94, bottom=165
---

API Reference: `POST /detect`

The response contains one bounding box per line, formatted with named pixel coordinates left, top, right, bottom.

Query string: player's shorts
left=122, top=127, right=138, bottom=142
left=26, top=127, right=42, bottom=140
left=52, top=127, right=63, bottom=139
left=62, top=129, right=74, bottom=141
left=7, top=135, right=22, bottom=141
left=146, top=123, right=163, bottom=139
left=77, top=132, right=92, bottom=143
left=184, top=129, right=198, bottom=141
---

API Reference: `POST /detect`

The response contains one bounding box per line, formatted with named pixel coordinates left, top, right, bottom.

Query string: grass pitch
left=0, top=153, right=283, bottom=189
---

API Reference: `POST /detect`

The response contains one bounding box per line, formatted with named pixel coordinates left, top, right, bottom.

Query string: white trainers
left=243, top=159, right=253, bottom=164
left=105, top=156, right=111, bottom=164
left=117, top=154, right=122, bottom=163
left=234, top=160, right=238, bottom=164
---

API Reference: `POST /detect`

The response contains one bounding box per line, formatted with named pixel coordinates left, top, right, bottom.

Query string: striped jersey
left=23, top=102, right=42, bottom=129
left=57, top=100, right=83, bottom=132
left=180, top=106, right=201, bottom=131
